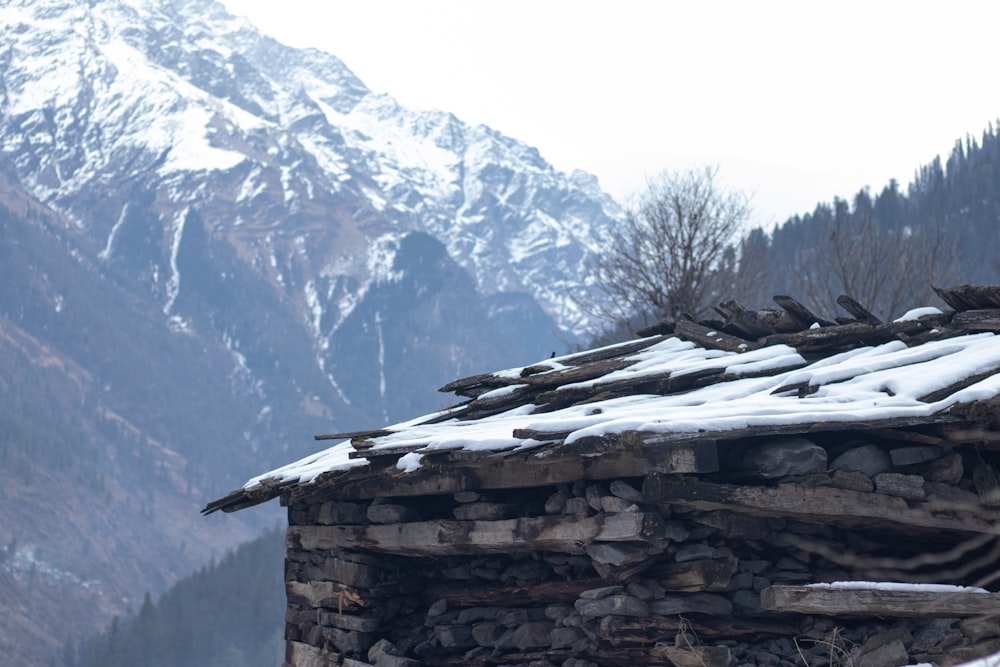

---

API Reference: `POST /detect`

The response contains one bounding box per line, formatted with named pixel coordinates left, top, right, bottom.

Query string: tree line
left=586, top=121, right=1000, bottom=337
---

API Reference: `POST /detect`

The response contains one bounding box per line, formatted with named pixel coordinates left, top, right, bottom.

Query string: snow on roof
left=203, top=286, right=1000, bottom=514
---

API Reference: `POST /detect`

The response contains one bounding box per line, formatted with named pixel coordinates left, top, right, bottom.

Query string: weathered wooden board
left=952, top=309, right=1000, bottom=331
left=836, top=294, right=881, bottom=325
left=631, top=414, right=959, bottom=449
left=289, top=512, right=664, bottom=556
left=306, top=440, right=718, bottom=501
left=599, top=614, right=795, bottom=642
left=674, top=319, right=757, bottom=352
left=761, top=584, right=1000, bottom=617
left=934, top=284, right=1000, bottom=312
left=642, top=475, right=1000, bottom=534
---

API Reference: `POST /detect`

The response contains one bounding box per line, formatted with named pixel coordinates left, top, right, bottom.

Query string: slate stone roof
left=204, top=285, right=1000, bottom=515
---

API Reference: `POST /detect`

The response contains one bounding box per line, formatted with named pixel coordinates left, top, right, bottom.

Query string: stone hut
left=205, top=286, right=1000, bottom=667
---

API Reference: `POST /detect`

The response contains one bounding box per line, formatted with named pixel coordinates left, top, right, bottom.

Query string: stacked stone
left=280, top=435, right=1000, bottom=667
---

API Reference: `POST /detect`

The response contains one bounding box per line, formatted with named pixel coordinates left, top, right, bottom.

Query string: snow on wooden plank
left=761, top=584, right=1000, bottom=617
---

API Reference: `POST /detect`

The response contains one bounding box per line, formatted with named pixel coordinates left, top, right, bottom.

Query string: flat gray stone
left=890, top=446, right=947, bottom=466
left=741, top=436, right=827, bottom=478
left=368, top=638, right=399, bottom=663
left=830, top=469, right=874, bottom=492
left=586, top=542, right=652, bottom=567
left=674, top=543, right=716, bottom=562
left=649, top=593, right=733, bottom=616
left=508, top=621, right=556, bottom=650
left=563, top=497, right=591, bottom=514
left=549, top=626, right=583, bottom=649
left=472, top=622, right=506, bottom=647
left=435, top=624, right=477, bottom=648
left=874, top=472, right=926, bottom=500
left=578, top=585, right=624, bottom=600
left=739, top=559, right=770, bottom=575
left=585, top=484, right=609, bottom=511
left=545, top=489, right=570, bottom=514
left=575, top=594, right=649, bottom=618
left=452, top=502, right=514, bottom=521
left=830, top=444, right=892, bottom=476
left=858, top=639, right=908, bottom=667
left=925, top=482, right=979, bottom=505
left=921, top=452, right=964, bottom=483
left=366, top=502, right=420, bottom=524
left=320, top=611, right=381, bottom=632
left=343, top=660, right=374, bottom=667
left=609, top=479, right=644, bottom=502
left=600, top=495, right=637, bottom=513
left=626, top=581, right=655, bottom=601
left=325, top=627, right=373, bottom=654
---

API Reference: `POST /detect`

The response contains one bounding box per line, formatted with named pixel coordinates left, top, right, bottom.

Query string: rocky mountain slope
left=0, top=0, right=622, bottom=663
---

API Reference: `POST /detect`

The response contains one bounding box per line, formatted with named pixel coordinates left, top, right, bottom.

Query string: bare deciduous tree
left=583, top=167, right=762, bottom=335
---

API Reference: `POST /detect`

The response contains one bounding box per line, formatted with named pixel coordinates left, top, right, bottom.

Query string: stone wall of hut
left=279, top=435, right=1000, bottom=667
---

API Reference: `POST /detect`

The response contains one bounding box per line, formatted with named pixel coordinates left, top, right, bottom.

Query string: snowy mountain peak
left=0, top=0, right=622, bottom=426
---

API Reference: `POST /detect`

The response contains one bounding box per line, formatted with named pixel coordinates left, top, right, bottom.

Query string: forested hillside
left=759, top=123, right=1000, bottom=319
left=72, top=528, right=285, bottom=667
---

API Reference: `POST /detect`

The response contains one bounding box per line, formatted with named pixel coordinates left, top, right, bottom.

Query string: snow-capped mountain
left=0, top=0, right=621, bottom=432
left=0, top=0, right=624, bottom=660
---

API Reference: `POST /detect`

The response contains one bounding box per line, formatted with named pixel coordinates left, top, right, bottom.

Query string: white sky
left=222, top=0, right=1000, bottom=227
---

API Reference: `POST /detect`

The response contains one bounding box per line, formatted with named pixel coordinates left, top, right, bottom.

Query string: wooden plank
left=601, top=615, right=794, bottom=642
left=305, top=439, right=719, bottom=501
left=314, top=429, right=392, bottom=442
left=773, top=295, right=833, bottom=328
left=933, top=284, right=1000, bottom=312
left=761, top=584, right=1000, bottom=618
left=951, top=309, right=1000, bottom=331
left=757, top=314, right=951, bottom=352
left=642, top=475, right=1000, bottom=534
left=674, top=319, right=757, bottom=352
left=631, top=415, right=958, bottom=449
left=429, top=558, right=741, bottom=608
left=289, top=512, right=665, bottom=556
left=837, top=294, right=882, bottom=325
left=716, top=299, right=790, bottom=338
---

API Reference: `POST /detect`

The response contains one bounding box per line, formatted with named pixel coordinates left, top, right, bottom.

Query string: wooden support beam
left=642, top=475, right=1000, bottom=534
left=631, top=415, right=958, bottom=449
left=761, top=584, right=1000, bottom=618
left=302, top=440, right=718, bottom=501
left=289, top=512, right=665, bottom=557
